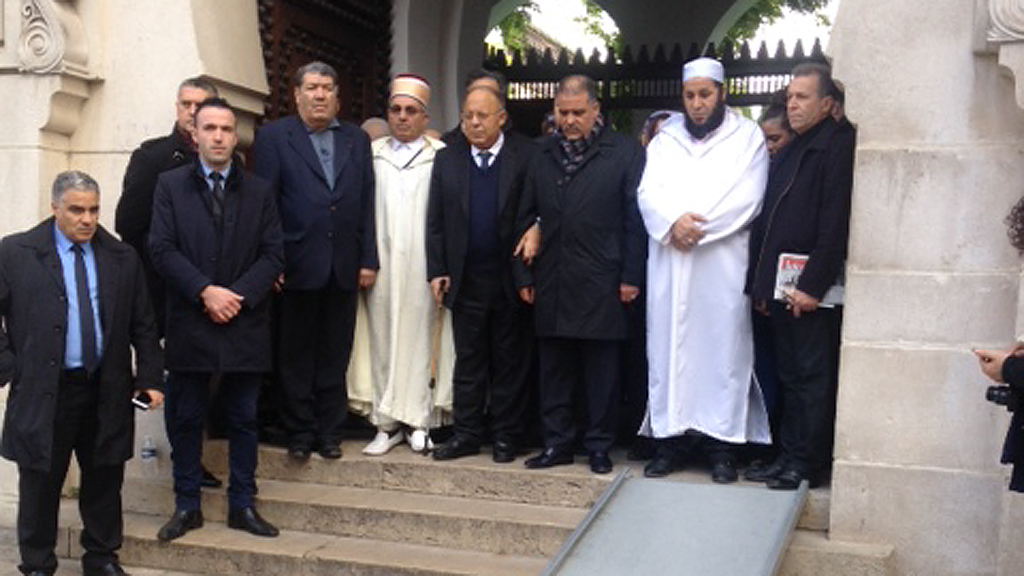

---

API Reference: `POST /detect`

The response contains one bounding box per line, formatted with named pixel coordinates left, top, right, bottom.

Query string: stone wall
left=0, top=0, right=267, bottom=509
left=828, top=0, right=1024, bottom=574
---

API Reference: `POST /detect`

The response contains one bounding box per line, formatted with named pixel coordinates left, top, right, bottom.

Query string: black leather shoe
left=643, top=455, right=678, bottom=478
left=711, top=459, right=738, bottom=484
left=432, top=436, right=480, bottom=461
left=288, top=444, right=311, bottom=462
left=83, top=562, right=129, bottom=576
left=492, top=439, right=517, bottom=463
left=227, top=506, right=280, bottom=537
left=589, top=451, right=613, bottom=474
left=157, top=509, right=203, bottom=542
left=319, top=443, right=342, bottom=460
left=744, top=457, right=787, bottom=482
left=201, top=466, right=223, bottom=489
left=766, top=468, right=805, bottom=490
left=524, top=447, right=574, bottom=469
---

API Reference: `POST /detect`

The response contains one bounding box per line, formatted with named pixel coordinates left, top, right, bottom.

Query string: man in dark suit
left=515, top=75, right=647, bottom=475
left=150, top=98, right=283, bottom=541
left=746, top=62, right=855, bottom=490
left=251, top=61, right=377, bottom=461
left=0, top=170, right=163, bottom=576
left=116, top=76, right=224, bottom=490
left=116, top=77, right=218, bottom=336
left=427, top=84, right=536, bottom=463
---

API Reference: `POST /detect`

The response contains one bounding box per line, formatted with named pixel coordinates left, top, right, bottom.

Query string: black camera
left=986, top=385, right=1019, bottom=412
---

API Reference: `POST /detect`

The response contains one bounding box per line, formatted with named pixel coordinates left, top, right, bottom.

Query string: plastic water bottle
left=140, top=435, right=158, bottom=477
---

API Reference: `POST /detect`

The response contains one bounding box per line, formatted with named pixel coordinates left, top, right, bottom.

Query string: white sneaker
left=409, top=429, right=431, bottom=453
left=362, top=429, right=404, bottom=456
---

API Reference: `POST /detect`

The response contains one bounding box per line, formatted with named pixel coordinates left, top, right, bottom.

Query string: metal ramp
left=545, top=471, right=808, bottom=576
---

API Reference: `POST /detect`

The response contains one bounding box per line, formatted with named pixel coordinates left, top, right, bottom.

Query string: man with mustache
left=252, top=62, right=378, bottom=462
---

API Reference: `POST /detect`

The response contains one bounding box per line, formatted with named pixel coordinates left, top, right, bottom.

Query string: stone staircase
left=34, top=440, right=895, bottom=575
left=115, top=440, right=604, bottom=575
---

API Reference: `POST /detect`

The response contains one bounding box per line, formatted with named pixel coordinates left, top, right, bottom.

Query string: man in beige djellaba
left=348, top=75, right=455, bottom=454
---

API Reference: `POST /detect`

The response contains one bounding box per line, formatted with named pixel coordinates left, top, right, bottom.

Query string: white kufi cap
left=683, top=57, right=724, bottom=83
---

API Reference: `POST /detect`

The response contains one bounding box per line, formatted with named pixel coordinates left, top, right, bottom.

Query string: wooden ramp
left=546, top=471, right=808, bottom=576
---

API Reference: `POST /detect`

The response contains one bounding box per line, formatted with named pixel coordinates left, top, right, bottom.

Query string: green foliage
left=574, top=0, right=623, bottom=53
left=724, top=0, right=831, bottom=45
left=497, top=1, right=539, bottom=53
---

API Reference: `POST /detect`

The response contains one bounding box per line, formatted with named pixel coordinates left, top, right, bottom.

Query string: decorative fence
left=484, top=39, right=829, bottom=135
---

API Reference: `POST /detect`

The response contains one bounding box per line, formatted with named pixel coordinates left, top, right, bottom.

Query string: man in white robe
left=347, top=75, right=454, bottom=455
left=638, top=58, right=771, bottom=482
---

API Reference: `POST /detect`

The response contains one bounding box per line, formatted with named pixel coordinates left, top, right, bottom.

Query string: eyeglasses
left=389, top=104, right=423, bottom=116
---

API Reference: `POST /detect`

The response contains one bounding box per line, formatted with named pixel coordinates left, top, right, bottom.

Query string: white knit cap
left=683, top=57, right=724, bottom=83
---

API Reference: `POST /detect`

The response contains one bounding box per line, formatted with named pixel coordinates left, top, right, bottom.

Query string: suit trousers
left=769, top=302, right=842, bottom=477
left=450, top=269, right=531, bottom=444
left=18, top=369, right=124, bottom=574
left=166, top=371, right=260, bottom=511
left=538, top=337, right=621, bottom=453
left=277, top=284, right=357, bottom=448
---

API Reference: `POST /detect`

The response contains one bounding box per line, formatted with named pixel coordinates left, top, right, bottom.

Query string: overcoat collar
left=18, top=218, right=127, bottom=344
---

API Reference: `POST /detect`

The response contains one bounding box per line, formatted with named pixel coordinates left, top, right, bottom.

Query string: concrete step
left=200, top=440, right=613, bottom=508
left=84, top=512, right=547, bottom=576
left=124, top=477, right=584, bottom=556
left=779, top=530, right=896, bottom=576
left=0, top=523, right=204, bottom=576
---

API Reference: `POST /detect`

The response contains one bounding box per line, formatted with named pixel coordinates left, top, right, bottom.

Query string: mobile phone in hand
left=132, top=391, right=152, bottom=411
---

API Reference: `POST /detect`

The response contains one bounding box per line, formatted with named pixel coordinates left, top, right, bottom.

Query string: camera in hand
left=986, top=385, right=1019, bottom=412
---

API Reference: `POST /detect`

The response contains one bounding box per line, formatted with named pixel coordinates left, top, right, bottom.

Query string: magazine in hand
left=774, top=252, right=844, bottom=307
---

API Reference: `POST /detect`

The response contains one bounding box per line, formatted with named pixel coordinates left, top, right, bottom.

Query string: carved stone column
left=989, top=0, right=1024, bottom=110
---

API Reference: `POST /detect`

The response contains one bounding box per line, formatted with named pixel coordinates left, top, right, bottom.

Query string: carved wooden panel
left=258, top=0, right=392, bottom=123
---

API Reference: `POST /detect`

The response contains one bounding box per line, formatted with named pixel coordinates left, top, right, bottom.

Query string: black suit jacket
left=514, top=129, right=647, bottom=340
left=0, top=220, right=162, bottom=471
left=426, top=131, right=537, bottom=307
left=116, top=126, right=195, bottom=333
left=149, top=162, right=284, bottom=373
left=251, top=115, right=377, bottom=291
left=746, top=117, right=855, bottom=302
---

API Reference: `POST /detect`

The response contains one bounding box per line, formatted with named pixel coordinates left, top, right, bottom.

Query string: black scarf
left=557, top=115, right=605, bottom=186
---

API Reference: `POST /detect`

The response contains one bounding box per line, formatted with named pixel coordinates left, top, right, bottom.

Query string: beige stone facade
left=1, top=0, right=1024, bottom=574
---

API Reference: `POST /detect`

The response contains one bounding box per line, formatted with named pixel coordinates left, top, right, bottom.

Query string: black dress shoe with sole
left=743, top=457, right=787, bottom=482
left=432, top=436, right=481, bottom=461
left=319, top=443, right=342, bottom=459
left=524, top=447, right=574, bottom=469
left=157, top=509, right=203, bottom=542
left=287, top=445, right=311, bottom=462
left=228, top=506, right=280, bottom=537
left=492, top=439, right=517, bottom=463
left=766, top=468, right=805, bottom=490
left=201, top=466, right=223, bottom=489
left=84, top=562, right=129, bottom=576
left=711, top=459, right=738, bottom=484
left=643, top=455, right=679, bottom=478
left=589, top=451, right=613, bottom=474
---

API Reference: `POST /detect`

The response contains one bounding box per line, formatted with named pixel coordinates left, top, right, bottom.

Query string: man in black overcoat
left=150, top=98, right=283, bottom=541
left=745, top=62, right=855, bottom=489
left=0, top=170, right=163, bottom=576
left=427, top=84, right=537, bottom=463
left=115, top=77, right=218, bottom=335
left=515, top=75, right=647, bottom=475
